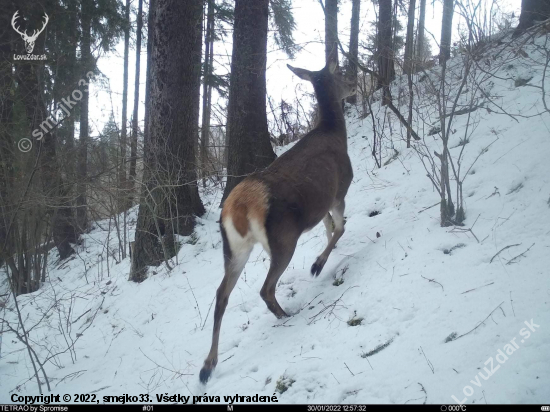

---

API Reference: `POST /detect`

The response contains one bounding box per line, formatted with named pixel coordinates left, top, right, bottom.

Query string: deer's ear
left=287, top=64, right=312, bottom=82
left=327, top=44, right=338, bottom=74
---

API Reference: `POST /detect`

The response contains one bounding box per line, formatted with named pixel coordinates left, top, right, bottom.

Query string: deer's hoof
left=199, top=366, right=213, bottom=384
left=276, top=310, right=290, bottom=319
left=311, top=256, right=327, bottom=277
left=199, top=358, right=217, bottom=383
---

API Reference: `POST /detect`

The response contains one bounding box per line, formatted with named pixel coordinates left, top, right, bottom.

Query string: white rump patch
left=249, top=219, right=271, bottom=257
left=223, top=217, right=271, bottom=265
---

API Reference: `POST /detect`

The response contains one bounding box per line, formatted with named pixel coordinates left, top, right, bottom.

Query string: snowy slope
left=2, top=30, right=549, bottom=405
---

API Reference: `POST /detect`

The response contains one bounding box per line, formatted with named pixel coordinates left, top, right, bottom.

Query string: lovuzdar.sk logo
left=12, top=10, right=48, bottom=61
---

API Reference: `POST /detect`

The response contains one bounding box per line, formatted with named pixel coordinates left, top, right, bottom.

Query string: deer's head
left=12, top=11, right=49, bottom=54
left=287, top=45, right=357, bottom=101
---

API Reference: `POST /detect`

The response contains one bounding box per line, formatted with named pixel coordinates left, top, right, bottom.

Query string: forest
left=1, top=0, right=550, bottom=405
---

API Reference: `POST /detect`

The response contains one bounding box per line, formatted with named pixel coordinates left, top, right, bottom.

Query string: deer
left=11, top=11, right=49, bottom=54
left=199, top=45, right=355, bottom=383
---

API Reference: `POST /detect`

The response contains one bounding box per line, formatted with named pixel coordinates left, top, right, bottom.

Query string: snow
left=2, top=29, right=550, bottom=405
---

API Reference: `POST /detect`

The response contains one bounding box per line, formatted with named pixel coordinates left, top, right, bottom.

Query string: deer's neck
left=314, top=87, right=346, bottom=137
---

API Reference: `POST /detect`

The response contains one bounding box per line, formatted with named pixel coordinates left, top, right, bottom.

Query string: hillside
left=2, top=28, right=549, bottom=405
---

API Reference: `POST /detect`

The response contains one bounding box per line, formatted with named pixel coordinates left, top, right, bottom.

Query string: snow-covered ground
left=2, top=29, right=549, bottom=405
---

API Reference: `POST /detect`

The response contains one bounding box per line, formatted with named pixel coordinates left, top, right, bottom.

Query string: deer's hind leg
left=311, top=200, right=346, bottom=277
left=322, top=213, right=334, bottom=243
left=260, top=224, right=300, bottom=319
left=200, top=226, right=253, bottom=383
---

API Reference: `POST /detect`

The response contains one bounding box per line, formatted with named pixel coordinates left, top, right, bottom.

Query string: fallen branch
left=344, top=362, right=355, bottom=376
left=301, top=292, right=323, bottom=311
left=139, top=347, right=192, bottom=377
left=71, top=308, right=91, bottom=325
left=461, top=282, right=494, bottom=295
left=453, top=301, right=505, bottom=341
left=448, top=225, right=480, bottom=243
left=55, top=370, right=87, bottom=387
left=185, top=276, right=202, bottom=326
left=272, top=318, right=294, bottom=328
left=386, top=99, right=422, bottom=141
left=221, top=354, right=234, bottom=363
left=443, top=103, right=484, bottom=118
left=362, top=337, right=394, bottom=358
left=419, top=202, right=440, bottom=214
left=419, top=346, right=434, bottom=374
left=201, top=296, right=215, bottom=331
left=421, top=275, right=444, bottom=291
left=506, top=243, right=535, bottom=265
left=490, top=243, right=521, bottom=263
left=308, top=286, right=357, bottom=325
left=419, top=382, right=427, bottom=404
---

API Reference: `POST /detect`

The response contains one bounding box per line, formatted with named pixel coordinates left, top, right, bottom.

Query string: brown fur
left=221, top=179, right=269, bottom=237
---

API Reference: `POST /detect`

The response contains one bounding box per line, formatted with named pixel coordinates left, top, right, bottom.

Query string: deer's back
left=254, top=129, right=352, bottom=233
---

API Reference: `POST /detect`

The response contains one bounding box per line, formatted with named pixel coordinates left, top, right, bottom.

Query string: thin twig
left=421, top=275, right=444, bottom=291
left=308, top=286, right=357, bottom=325
left=302, top=292, right=323, bottom=311
left=365, top=356, right=373, bottom=370
left=240, top=375, right=258, bottom=383
left=272, top=318, right=294, bottom=328
left=418, top=382, right=428, bottom=404
left=419, top=346, right=434, bottom=374
left=454, top=301, right=505, bottom=341
left=201, top=296, right=215, bottom=331
left=506, top=243, right=535, bottom=265
left=186, top=277, right=202, bottom=326
left=344, top=362, right=355, bottom=376
left=71, top=308, right=91, bottom=325
left=461, top=282, right=494, bottom=295
left=490, top=243, right=520, bottom=263
left=139, top=348, right=193, bottom=376
left=418, top=202, right=440, bottom=214
left=221, top=354, right=234, bottom=363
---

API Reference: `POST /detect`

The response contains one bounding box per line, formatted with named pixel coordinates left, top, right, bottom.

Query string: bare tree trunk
left=12, top=12, right=76, bottom=261
left=347, top=0, right=360, bottom=104
left=206, top=17, right=214, bottom=173
left=143, top=0, right=154, bottom=164
left=0, top=15, right=14, bottom=266
left=57, top=0, right=78, bottom=184
left=119, top=0, right=130, bottom=214
left=415, top=0, right=426, bottom=69
left=129, top=0, right=143, bottom=205
left=377, top=0, right=395, bottom=105
left=404, top=0, right=416, bottom=75
left=130, top=0, right=205, bottom=282
left=16, top=65, right=76, bottom=261
left=324, top=0, right=339, bottom=64
left=514, top=0, right=550, bottom=36
left=437, top=59, right=455, bottom=226
left=439, top=0, right=454, bottom=65
left=221, top=0, right=276, bottom=203
left=77, top=0, right=92, bottom=235
left=200, top=0, right=215, bottom=187
left=405, top=0, right=416, bottom=148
